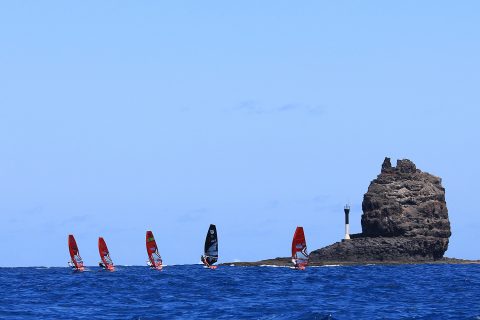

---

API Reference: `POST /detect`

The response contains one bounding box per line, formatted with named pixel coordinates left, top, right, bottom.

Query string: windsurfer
left=201, top=255, right=210, bottom=267
left=201, top=225, right=218, bottom=269
left=291, top=227, right=309, bottom=270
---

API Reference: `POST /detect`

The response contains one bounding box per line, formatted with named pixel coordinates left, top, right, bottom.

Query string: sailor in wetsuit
left=99, top=254, right=114, bottom=269
left=69, top=255, right=83, bottom=270
left=201, top=255, right=210, bottom=267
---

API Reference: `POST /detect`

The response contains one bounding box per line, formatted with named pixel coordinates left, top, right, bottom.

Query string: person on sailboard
left=148, top=251, right=162, bottom=269
left=99, top=254, right=113, bottom=270
left=147, top=260, right=157, bottom=269
left=69, top=257, right=83, bottom=270
left=69, top=254, right=83, bottom=270
left=201, top=255, right=210, bottom=267
left=292, top=259, right=306, bottom=270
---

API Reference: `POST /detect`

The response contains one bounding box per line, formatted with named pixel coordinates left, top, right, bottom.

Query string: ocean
left=1, top=264, right=479, bottom=319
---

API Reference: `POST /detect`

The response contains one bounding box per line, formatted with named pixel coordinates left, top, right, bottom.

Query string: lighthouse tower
left=344, top=204, right=351, bottom=240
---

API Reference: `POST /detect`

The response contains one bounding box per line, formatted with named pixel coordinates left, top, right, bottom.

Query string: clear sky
left=0, top=1, right=479, bottom=266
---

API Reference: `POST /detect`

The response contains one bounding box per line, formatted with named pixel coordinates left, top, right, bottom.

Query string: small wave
left=259, top=264, right=289, bottom=268
left=307, top=265, right=341, bottom=268
left=321, top=264, right=341, bottom=267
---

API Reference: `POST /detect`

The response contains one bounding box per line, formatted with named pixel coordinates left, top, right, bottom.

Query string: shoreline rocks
left=223, top=257, right=480, bottom=267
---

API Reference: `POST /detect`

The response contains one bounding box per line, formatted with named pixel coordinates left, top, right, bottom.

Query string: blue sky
left=0, top=1, right=479, bottom=266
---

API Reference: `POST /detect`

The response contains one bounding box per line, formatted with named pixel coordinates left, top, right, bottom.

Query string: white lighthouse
left=344, top=204, right=351, bottom=240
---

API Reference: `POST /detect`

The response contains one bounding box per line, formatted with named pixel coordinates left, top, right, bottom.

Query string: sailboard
left=68, top=234, right=85, bottom=271
left=98, top=237, right=115, bottom=271
left=146, top=230, right=163, bottom=270
left=201, top=224, right=218, bottom=269
left=291, top=226, right=309, bottom=270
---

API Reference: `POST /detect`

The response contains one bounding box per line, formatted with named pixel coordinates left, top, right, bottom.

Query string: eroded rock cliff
left=309, top=157, right=451, bottom=262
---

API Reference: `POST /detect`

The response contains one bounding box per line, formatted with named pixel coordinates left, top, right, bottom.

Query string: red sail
left=98, top=237, right=115, bottom=271
left=146, top=231, right=163, bottom=270
left=68, top=234, right=85, bottom=271
left=291, top=226, right=309, bottom=269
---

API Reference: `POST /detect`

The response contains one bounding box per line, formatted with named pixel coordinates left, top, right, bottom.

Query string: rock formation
left=309, top=157, right=451, bottom=262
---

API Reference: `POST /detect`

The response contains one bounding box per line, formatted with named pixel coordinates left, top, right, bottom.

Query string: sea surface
left=1, top=264, right=479, bottom=319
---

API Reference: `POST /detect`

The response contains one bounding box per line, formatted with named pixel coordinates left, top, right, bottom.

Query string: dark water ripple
left=1, top=264, right=479, bottom=319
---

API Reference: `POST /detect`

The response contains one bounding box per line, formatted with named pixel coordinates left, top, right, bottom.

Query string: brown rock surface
left=309, top=157, right=451, bottom=262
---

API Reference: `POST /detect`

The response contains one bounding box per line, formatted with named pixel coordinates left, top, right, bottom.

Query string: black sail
left=204, top=224, right=218, bottom=265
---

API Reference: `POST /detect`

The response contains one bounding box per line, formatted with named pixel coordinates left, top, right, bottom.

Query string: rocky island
left=227, top=158, right=478, bottom=266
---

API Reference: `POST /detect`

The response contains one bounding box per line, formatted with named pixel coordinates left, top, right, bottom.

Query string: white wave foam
left=321, top=264, right=341, bottom=267
left=259, top=264, right=289, bottom=268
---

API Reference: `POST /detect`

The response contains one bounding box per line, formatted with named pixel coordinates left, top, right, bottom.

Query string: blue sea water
left=1, top=264, right=479, bottom=319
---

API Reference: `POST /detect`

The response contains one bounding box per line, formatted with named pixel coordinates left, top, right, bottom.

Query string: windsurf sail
left=146, top=231, right=162, bottom=270
left=201, top=224, right=218, bottom=267
left=68, top=234, right=85, bottom=271
left=291, top=226, right=309, bottom=269
left=98, top=237, right=115, bottom=271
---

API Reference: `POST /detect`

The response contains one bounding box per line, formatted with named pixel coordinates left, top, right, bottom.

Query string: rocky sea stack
left=309, top=157, right=451, bottom=263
